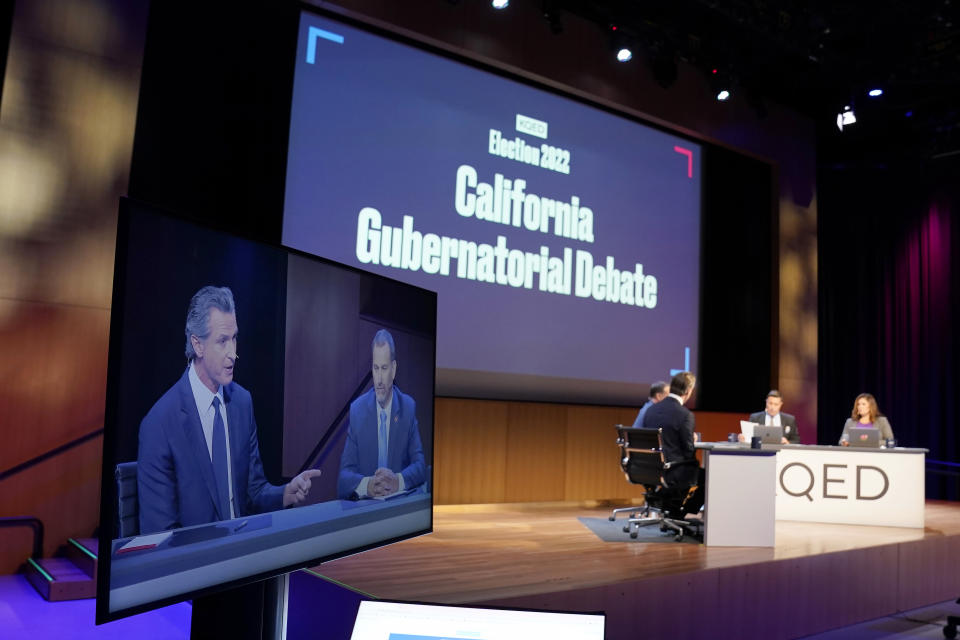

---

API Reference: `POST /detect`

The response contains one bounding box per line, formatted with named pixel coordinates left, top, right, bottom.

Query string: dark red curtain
left=819, top=165, right=959, bottom=499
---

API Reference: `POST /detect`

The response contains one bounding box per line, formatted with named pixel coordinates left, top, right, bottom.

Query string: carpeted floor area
left=577, top=516, right=700, bottom=544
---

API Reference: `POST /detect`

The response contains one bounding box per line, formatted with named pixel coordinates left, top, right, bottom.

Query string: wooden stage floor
left=316, top=500, right=960, bottom=639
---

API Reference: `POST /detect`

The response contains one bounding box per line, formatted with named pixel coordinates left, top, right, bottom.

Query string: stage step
left=23, top=538, right=98, bottom=601
left=64, top=537, right=98, bottom=581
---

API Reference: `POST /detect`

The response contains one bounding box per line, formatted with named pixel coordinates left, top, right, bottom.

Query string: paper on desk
left=117, top=531, right=171, bottom=554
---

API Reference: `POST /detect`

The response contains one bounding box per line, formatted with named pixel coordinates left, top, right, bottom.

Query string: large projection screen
left=283, top=11, right=701, bottom=404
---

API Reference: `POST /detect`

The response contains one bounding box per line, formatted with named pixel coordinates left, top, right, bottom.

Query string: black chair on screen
left=610, top=426, right=667, bottom=537
left=115, top=461, right=139, bottom=538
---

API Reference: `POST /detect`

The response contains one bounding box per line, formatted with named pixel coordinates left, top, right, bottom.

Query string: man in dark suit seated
left=337, top=329, right=426, bottom=499
left=749, top=389, right=799, bottom=444
left=137, top=286, right=322, bottom=535
left=642, top=370, right=703, bottom=515
left=631, top=380, right=670, bottom=429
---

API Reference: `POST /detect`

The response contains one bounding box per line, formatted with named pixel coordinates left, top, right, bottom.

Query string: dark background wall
left=818, top=161, right=960, bottom=497
left=0, top=0, right=150, bottom=573
left=699, top=144, right=775, bottom=410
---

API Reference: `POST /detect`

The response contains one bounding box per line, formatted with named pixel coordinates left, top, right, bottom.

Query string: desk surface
left=698, top=445, right=775, bottom=456
left=697, top=442, right=928, bottom=454
left=108, top=492, right=431, bottom=613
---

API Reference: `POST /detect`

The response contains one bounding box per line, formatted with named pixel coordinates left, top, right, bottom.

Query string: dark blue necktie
left=378, top=409, right=388, bottom=469
left=211, top=397, right=231, bottom=520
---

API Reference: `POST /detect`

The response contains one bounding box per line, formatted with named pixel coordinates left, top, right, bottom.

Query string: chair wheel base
left=945, top=616, right=959, bottom=639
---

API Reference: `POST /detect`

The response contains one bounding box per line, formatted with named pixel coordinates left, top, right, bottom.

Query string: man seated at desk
left=631, top=380, right=669, bottom=429
left=749, top=389, right=800, bottom=444
left=137, top=286, right=322, bottom=535
left=643, top=371, right=703, bottom=514
left=338, top=329, right=426, bottom=499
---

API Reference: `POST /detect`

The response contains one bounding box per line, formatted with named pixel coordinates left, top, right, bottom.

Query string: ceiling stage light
left=491, top=0, right=509, bottom=9
left=836, top=106, right=857, bottom=131
left=616, top=47, right=633, bottom=62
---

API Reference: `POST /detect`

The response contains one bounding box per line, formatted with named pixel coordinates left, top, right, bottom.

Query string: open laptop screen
left=740, top=421, right=783, bottom=443
left=848, top=426, right=881, bottom=448
left=350, top=601, right=605, bottom=640
left=753, top=424, right=784, bottom=444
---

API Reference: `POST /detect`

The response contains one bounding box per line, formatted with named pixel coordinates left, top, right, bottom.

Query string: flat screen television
left=96, top=199, right=436, bottom=622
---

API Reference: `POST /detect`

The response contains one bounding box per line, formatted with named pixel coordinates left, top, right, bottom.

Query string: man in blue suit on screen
left=338, top=329, right=426, bottom=499
left=137, top=286, right=321, bottom=535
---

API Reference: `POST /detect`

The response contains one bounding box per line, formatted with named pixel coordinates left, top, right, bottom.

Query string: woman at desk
left=839, top=393, right=894, bottom=445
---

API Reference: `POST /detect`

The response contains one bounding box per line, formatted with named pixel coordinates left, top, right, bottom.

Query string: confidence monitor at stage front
left=350, top=600, right=605, bottom=640
left=96, top=199, right=437, bottom=623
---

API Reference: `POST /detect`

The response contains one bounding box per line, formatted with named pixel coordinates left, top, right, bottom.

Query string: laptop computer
left=753, top=424, right=784, bottom=444
left=847, top=426, right=881, bottom=448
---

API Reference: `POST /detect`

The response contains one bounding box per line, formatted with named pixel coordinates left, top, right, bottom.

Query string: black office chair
left=945, top=597, right=960, bottom=638
left=654, top=429, right=704, bottom=542
left=115, top=461, right=139, bottom=538
left=610, top=426, right=668, bottom=537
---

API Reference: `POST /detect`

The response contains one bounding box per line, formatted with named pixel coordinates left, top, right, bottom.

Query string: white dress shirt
left=356, top=392, right=406, bottom=497
left=188, top=362, right=236, bottom=518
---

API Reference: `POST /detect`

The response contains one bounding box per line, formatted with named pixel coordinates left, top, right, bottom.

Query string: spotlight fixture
left=836, top=105, right=856, bottom=131
left=491, top=0, right=509, bottom=9
left=707, top=65, right=734, bottom=102
left=868, top=88, right=883, bottom=97
left=610, top=26, right=633, bottom=63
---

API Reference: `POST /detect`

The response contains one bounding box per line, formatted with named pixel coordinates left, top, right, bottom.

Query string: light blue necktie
left=378, top=409, right=388, bottom=469
left=212, top=397, right=231, bottom=520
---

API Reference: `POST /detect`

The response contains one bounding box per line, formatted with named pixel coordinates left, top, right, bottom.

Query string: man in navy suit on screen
left=338, top=329, right=426, bottom=499
left=137, top=286, right=321, bottom=535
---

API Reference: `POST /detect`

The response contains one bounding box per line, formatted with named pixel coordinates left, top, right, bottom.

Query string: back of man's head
left=649, top=381, right=669, bottom=399
left=669, top=371, right=696, bottom=398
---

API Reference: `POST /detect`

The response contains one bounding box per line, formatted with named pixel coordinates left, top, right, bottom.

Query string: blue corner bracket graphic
left=306, top=26, right=345, bottom=64
left=670, top=347, right=691, bottom=376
